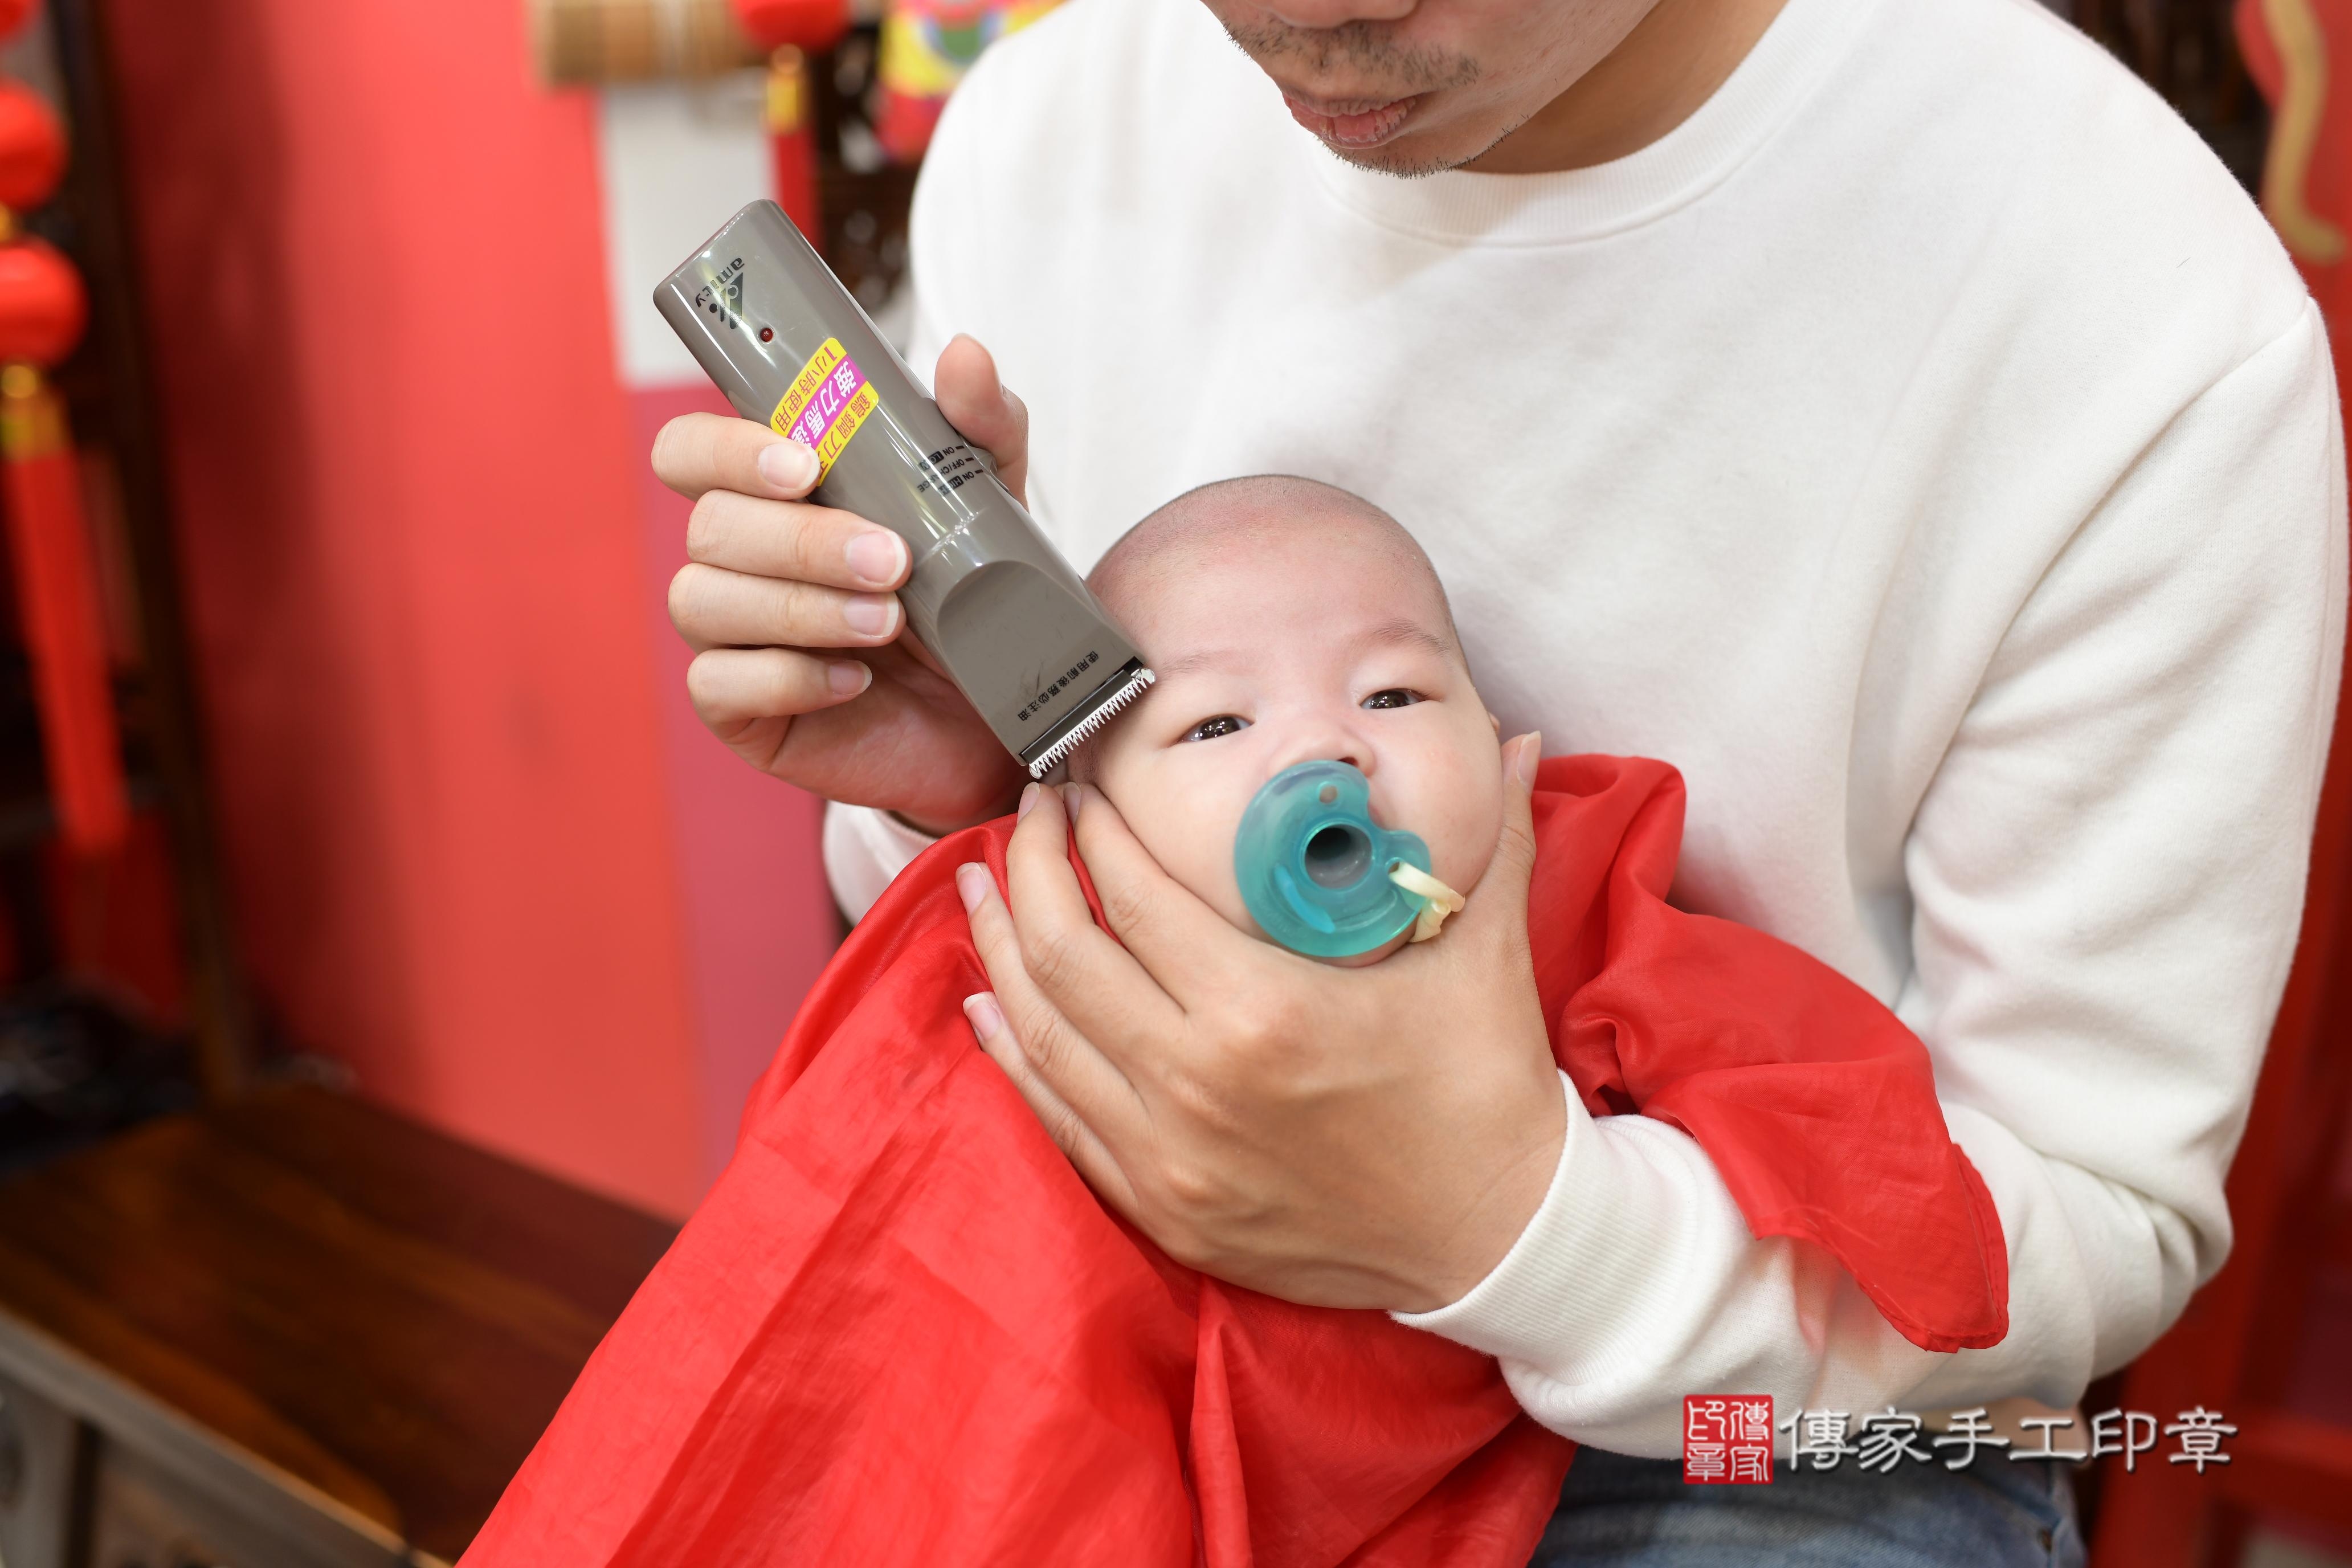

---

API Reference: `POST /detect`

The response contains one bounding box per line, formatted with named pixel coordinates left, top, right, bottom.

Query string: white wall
left=596, top=74, right=773, bottom=389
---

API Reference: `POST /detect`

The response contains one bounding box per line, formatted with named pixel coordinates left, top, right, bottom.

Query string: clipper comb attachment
left=1024, top=660, right=1155, bottom=779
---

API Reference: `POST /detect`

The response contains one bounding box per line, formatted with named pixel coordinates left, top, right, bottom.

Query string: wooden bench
left=0, top=1083, right=676, bottom=1567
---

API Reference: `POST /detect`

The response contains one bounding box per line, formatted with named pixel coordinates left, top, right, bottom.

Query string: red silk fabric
left=464, top=755, right=2005, bottom=1568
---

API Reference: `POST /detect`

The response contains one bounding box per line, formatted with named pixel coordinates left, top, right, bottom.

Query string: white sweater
left=823, top=0, right=2347, bottom=1456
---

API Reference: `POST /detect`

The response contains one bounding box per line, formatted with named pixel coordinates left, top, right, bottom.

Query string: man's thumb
left=934, top=334, right=1031, bottom=505
left=1468, top=732, right=1542, bottom=920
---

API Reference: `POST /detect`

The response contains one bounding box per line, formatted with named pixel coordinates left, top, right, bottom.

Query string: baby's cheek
left=1189, top=851, right=1256, bottom=932
left=1146, top=815, right=1253, bottom=932
left=1102, top=772, right=1257, bottom=933
left=1419, top=748, right=1509, bottom=894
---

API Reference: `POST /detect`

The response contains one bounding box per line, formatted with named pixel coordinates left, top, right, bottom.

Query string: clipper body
left=655, top=201, right=1152, bottom=778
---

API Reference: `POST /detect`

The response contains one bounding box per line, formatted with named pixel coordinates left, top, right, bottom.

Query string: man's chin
left=1308, top=111, right=1526, bottom=179
left=1314, top=129, right=1483, bottom=179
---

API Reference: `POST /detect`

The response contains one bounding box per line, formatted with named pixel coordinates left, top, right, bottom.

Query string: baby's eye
left=1184, top=714, right=1250, bottom=742
left=1361, top=689, right=1422, bottom=710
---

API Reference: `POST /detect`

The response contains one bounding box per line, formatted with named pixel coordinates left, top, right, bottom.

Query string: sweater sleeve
left=1399, top=301, right=2347, bottom=1456
left=824, top=802, right=942, bottom=924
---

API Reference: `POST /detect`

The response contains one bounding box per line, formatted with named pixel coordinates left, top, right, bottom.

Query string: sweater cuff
left=822, top=802, right=941, bottom=924
left=1393, top=1071, right=1698, bottom=1382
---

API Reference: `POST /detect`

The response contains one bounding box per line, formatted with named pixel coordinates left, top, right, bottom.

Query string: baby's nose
left=1265, top=726, right=1375, bottom=782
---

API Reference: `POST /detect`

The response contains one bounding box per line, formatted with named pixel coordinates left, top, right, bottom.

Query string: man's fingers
left=958, top=859, right=1151, bottom=1152
left=686, top=488, right=910, bottom=592
left=685, top=646, right=870, bottom=733
left=651, top=413, right=822, bottom=501
left=1063, top=783, right=1260, bottom=1004
left=1002, top=786, right=1187, bottom=1044
left=933, top=335, right=1031, bottom=505
left=669, top=562, right=903, bottom=653
left=962, top=990, right=1141, bottom=1216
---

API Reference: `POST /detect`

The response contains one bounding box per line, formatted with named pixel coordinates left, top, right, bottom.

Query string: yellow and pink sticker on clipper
left=771, top=337, right=881, bottom=478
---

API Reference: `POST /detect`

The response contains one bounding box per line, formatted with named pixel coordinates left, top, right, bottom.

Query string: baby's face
left=1079, top=512, right=1505, bottom=963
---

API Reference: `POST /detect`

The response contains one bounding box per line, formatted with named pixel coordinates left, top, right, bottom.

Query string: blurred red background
left=87, top=0, right=835, bottom=1216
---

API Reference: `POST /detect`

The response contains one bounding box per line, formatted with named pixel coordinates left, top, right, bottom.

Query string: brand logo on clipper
left=694, top=257, right=747, bottom=328
left=1018, top=649, right=1102, bottom=724
left=770, top=337, right=880, bottom=479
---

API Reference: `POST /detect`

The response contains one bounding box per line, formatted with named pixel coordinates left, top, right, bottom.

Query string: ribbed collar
left=1301, top=0, right=1876, bottom=247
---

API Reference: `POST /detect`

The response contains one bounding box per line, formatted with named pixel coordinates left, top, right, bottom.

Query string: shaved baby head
left=1088, top=475, right=1465, bottom=659
left=1065, top=473, right=1506, bottom=942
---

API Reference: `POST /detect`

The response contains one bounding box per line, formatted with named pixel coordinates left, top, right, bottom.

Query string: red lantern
left=0, top=2, right=125, bottom=863
left=0, top=238, right=83, bottom=367
left=0, top=81, right=63, bottom=213
left=733, top=0, right=850, bottom=54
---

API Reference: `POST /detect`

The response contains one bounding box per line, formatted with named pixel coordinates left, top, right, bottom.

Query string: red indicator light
left=759, top=326, right=774, bottom=342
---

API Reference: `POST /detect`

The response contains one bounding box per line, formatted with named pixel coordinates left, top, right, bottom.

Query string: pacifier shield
left=1234, top=760, right=1432, bottom=958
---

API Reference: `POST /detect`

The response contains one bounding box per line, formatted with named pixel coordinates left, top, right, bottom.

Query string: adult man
left=656, top=0, right=2345, bottom=1558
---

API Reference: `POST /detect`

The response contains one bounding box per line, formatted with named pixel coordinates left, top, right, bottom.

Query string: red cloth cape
left=463, top=756, right=2006, bottom=1568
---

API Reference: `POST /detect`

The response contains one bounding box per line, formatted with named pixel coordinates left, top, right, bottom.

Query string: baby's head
left=1072, top=476, right=1506, bottom=963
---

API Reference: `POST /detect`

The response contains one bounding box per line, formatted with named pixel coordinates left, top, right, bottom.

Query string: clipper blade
left=1023, top=660, right=1156, bottom=779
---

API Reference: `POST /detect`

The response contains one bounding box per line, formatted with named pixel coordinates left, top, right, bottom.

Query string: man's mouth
left=1279, top=91, right=1424, bottom=150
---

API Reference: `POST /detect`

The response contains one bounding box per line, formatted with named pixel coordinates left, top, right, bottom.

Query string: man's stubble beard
left=1329, top=105, right=1546, bottom=179
left=1215, top=15, right=1522, bottom=179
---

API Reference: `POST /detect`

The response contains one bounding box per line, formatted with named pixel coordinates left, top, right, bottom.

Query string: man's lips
left=1280, top=91, right=1423, bottom=150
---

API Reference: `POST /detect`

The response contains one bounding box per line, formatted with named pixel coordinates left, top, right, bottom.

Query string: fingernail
left=956, top=862, right=990, bottom=913
left=842, top=595, right=897, bottom=637
left=1016, top=782, right=1040, bottom=819
left=1517, top=731, right=1542, bottom=787
left=757, top=440, right=819, bottom=492
left=963, top=991, right=1006, bottom=1042
left=845, top=530, right=905, bottom=587
left=1060, top=783, right=1082, bottom=822
left=827, top=660, right=871, bottom=699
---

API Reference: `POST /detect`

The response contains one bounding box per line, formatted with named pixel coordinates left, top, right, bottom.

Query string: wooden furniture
left=0, top=1083, right=675, bottom=1567
left=531, top=0, right=763, bottom=84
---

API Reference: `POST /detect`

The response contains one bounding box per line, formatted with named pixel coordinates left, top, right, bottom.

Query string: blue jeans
left=1529, top=1448, right=2087, bottom=1567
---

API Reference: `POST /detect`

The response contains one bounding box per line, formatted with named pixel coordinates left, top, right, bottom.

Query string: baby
left=1071, top=473, right=1501, bottom=964
left=465, top=476, right=2004, bottom=1568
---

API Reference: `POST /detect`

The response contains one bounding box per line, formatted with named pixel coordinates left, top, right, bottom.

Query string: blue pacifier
left=1234, top=760, right=1434, bottom=958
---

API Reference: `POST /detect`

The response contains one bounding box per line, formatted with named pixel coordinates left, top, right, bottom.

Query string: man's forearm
left=1395, top=1077, right=2155, bottom=1457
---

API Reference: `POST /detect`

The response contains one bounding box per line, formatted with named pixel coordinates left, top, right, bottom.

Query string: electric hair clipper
left=655, top=201, right=1153, bottom=779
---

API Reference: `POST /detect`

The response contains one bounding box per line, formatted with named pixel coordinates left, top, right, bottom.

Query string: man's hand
left=657, top=334, right=1031, bottom=833
left=957, top=733, right=1567, bottom=1312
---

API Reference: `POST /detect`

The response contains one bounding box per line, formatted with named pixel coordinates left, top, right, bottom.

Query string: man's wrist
left=892, top=797, right=1016, bottom=839
left=1403, top=1074, right=1571, bottom=1313
left=1394, top=1073, right=1606, bottom=1349
left=1431, top=1135, right=1568, bottom=1312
